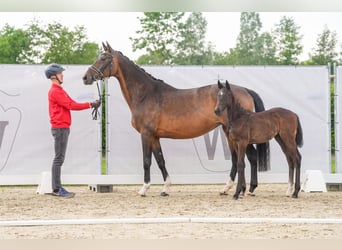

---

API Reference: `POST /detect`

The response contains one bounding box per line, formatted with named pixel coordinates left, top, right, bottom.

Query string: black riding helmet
left=44, top=64, right=65, bottom=79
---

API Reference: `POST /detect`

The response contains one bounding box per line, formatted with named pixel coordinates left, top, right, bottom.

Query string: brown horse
left=83, top=42, right=269, bottom=197
left=214, top=80, right=303, bottom=199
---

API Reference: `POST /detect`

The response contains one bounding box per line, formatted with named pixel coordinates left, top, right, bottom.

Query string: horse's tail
left=246, top=88, right=270, bottom=172
left=296, top=115, right=304, bottom=148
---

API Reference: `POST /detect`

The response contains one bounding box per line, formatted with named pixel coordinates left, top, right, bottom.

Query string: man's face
left=56, top=72, right=64, bottom=83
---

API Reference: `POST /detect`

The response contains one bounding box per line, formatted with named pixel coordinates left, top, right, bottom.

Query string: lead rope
left=91, top=81, right=102, bottom=120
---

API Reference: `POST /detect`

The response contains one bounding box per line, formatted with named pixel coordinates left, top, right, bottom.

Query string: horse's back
left=141, top=83, right=254, bottom=139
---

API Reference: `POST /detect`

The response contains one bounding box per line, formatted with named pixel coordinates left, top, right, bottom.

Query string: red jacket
left=48, top=84, right=90, bottom=128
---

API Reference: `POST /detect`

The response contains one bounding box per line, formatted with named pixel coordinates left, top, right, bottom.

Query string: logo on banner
left=0, top=91, right=22, bottom=172
left=189, top=126, right=231, bottom=173
left=203, top=126, right=230, bottom=160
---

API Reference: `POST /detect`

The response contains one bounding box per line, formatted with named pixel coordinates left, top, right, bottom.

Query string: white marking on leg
left=221, top=178, right=234, bottom=195
left=138, top=183, right=150, bottom=196
left=161, top=176, right=171, bottom=194
left=286, top=183, right=294, bottom=197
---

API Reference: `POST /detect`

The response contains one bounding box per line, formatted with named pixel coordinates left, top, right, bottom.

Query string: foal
left=214, top=80, right=303, bottom=199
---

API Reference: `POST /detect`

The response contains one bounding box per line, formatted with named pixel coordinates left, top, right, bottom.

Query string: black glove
left=90, top=99, right=101, bottom=108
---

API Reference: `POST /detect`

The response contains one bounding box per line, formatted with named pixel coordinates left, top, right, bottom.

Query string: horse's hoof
left=160, top=192, right=169, bottom=197
left=292, top=194, right=298, bottom=199
left=137, top=191, right=146, bottom=197
left=220, top=192, right=228, bottom=196
left=246, top=192, right=255, bottom=197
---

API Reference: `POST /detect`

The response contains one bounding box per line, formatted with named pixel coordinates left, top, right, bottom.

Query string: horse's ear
left=106, top=41, right=113, bottom=53
left=225, top=80, right=231, bottom=90
left=102, top=42, right=108, bottom=51
left=217, top=80, right=223, bottom=89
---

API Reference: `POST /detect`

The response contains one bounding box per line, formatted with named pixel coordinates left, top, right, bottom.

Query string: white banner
left=335, top=66, right=342, bottom=173
left=107, top=66, right=330, bottom=183
left=0, top=65, right=101, bottom=176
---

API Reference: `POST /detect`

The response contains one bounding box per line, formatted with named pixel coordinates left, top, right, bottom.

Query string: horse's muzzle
left=82, top=75, right=94, bottom=85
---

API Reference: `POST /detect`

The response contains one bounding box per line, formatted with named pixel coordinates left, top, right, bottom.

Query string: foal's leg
left=246, top=144, right=258, bottom=195
left=138, top=133, right=153, bottom=196
left=275, top=135, right=295, bottom=197
left=292, top=149, right=302, bottom=198
left=152, top=138, right=170, bottom=196
left=221, top=149, right=237, bottom=195
left=233, top=146, right=247, bottom=200
left=221, top=144, right=258, bottom=196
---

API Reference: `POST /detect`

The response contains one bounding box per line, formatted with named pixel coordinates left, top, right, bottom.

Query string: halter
left=88, top=52, right=113, bottom=120
left=88, top=52, right=113, bottom=81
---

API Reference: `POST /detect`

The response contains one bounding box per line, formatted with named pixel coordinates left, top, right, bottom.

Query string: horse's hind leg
left=275, top=135, right=296, bottom=197
left=292, top=149, right=302, bottom=198
left=152, top=138, right=170, bottom=196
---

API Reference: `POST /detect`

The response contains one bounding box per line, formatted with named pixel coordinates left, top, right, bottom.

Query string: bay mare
left=83, top=42, right=269, bottom=197
left=214, top=80, right=303, bottom=199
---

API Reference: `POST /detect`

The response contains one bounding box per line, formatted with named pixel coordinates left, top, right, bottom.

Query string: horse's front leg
left=152, top=138, right=171, bottom=196
left=221, top=149, right=237, bottom=195
left=233, top=147, right=247, bottom=200
left=138, top=133, right=153, bottom=197
left=246, top=144, right=258, bottom=195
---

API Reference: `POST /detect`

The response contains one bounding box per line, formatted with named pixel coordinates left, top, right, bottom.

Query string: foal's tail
left=296, top=115, right=304, bottom=148
left=246, top=88, right=270, bottom=172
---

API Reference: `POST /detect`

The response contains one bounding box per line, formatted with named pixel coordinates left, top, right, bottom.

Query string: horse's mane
left=115, top=50, right=167, bottom=84
left=227, top=89, right=252, bottom=122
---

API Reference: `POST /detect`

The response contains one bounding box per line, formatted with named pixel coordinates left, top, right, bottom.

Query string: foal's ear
left=225, top=80, right=231, bottom=90
left=217, top=80, right=224, bottom=89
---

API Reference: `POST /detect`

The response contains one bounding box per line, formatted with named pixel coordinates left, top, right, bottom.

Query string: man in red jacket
left=45, top=64, right=101, bottom=198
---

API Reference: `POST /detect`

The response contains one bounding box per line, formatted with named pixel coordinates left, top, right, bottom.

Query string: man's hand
left=90, top=99, right=101, bottom=108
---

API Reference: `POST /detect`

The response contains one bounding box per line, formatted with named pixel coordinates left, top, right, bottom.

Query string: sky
left=1, top=12, right=342, bottom=61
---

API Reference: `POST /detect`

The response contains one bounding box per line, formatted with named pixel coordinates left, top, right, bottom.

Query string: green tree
left=131, top=12, right=185, bottom=65
left=42, top=22, right=99, bottom=64
left=0, top=24, right=30, bottom=64
left=274, top=16, right=303, bottom=65
left=211, top=49, right=239, bottom=65
left=254, top=32, right=277, bottom=65
left=235, top=12, right=262, bottom=65
left=308, top=25, right=338, bottom=65
left=173, top=13, right=212, bottom=65
left=19, top=19, right=48, bottom=64
left=0, top=20, right=99, bottom=64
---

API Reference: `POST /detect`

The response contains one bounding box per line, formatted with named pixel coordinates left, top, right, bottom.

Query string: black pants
left=51, top=128, right=70, bottom=192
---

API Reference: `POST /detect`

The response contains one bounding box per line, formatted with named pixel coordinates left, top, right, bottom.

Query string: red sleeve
left=54, top=88, right=91, bottom=110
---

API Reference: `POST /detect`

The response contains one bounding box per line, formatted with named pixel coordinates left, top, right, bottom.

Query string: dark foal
left=214, top=80, right=303, bottom=199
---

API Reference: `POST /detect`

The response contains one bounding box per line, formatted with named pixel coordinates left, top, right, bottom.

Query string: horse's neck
left=228, top=96, right=251, bottom=123
left=114, top=57, right=153, bottom=110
